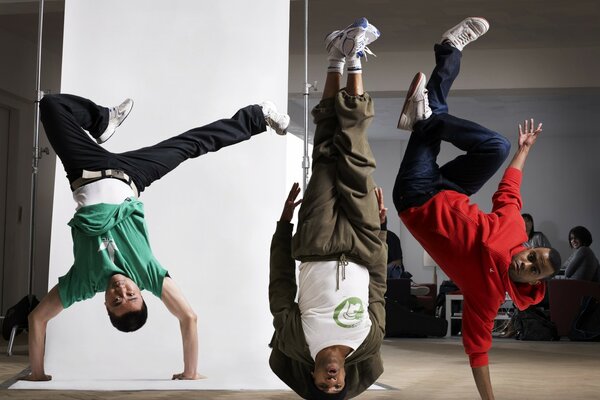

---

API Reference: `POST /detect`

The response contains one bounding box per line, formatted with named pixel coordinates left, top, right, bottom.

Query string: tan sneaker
left=397, top=72, right=432, bottom=131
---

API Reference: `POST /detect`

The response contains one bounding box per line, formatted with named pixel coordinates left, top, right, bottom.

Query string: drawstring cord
left=336, top=254, right=348, bottom=291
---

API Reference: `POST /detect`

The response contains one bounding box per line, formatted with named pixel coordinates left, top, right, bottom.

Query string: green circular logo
left=333, top=297, right=365, bottom=328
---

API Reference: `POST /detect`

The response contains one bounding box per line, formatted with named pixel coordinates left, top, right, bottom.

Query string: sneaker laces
left=423, top=89, right=430, bottom=115
left=454, top=27, right=477, bottom=48
left=356, top=45, right=376, bottom=61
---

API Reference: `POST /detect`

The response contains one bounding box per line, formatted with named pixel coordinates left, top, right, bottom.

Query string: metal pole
left=301, top=0, right=310, bottom=191
left=28, top=0, right=46, bottom=297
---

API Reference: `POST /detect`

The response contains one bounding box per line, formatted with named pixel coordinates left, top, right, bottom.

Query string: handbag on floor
left=569, top=295, right=600, bottom=341
left=513, top=308, right=558, bottom=341
left=2, top=294, right=39, bottom=341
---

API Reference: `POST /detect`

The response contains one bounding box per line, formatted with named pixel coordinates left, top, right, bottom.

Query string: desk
left=444, top=294, right=513, bottom=337
left=445, top=294, right=463, bottom=337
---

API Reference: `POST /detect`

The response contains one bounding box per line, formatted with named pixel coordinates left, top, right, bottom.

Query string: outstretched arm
left=21, top=285, right=64, bottom=381
left=508, top=118, right=542, bottom=172
left=269, top=184, right=302, bottom=319
left=161, top=277, right=204, bottom=380
left=492, top=119, right=542, bottom=214
left=472, top=366, right=495, bottom=400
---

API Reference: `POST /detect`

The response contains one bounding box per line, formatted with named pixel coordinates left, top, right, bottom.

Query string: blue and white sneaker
left=325, top=17, right=380, bottom=60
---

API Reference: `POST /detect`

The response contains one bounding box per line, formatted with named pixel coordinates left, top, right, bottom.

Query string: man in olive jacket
left=268, top=17, right=387, bottom=399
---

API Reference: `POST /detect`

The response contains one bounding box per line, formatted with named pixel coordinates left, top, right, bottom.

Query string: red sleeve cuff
left=503, top=167, right=522, bottom=186
left=469, top=352, right=489, bottom=368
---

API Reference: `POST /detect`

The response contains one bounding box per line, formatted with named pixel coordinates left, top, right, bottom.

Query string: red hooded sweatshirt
left=400, top=167, right=546, bottom=368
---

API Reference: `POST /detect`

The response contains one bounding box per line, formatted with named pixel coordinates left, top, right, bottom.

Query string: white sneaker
left=397, top=72, right=432, bottom=131
left=260, top=101, right=289, bottom=136
left=325, top=17, right=380, bottom=59
left=441, top=17, right=489, bottom=51
left=97, top=98, right=134, bottom=144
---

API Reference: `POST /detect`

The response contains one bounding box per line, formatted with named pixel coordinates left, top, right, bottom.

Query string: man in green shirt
left=22, top=93, right=289, bottom=381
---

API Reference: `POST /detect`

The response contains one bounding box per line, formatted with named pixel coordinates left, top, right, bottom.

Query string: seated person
left=522, top=213, right=552, bottom=248
left=563, top=226, right=600, bottom=282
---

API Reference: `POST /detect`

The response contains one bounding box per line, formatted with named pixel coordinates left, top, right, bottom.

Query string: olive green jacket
left=268, top=221, right=387, bottom=399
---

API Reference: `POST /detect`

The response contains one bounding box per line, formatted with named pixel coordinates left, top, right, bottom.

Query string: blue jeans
left=393, top=44, right=511, bottom=213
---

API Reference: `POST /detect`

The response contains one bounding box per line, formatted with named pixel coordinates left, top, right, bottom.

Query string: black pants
left=39, top=94, right=266, bottom=194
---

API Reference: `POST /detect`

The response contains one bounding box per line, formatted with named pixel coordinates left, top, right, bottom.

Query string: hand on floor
left=18, top=372, right=52, bottom=381
left=172, top=372, right=207, bottom=380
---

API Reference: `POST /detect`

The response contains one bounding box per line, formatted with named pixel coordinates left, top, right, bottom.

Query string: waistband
left=396, top=190, right=440, bottom=213
left=70, top=169, right=139, bottom=198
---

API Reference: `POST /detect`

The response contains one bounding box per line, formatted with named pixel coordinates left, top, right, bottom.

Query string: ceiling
left=287, top=0, right=600, bottom=141
left=1, top=0, right=599, bottom=142
left=289, top=0, right=600, bottom=53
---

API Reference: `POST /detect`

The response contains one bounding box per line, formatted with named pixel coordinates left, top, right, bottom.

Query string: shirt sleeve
left=461, top=295, right=496, bottom=368
left=58, top=267, right=97, bottom=308
left=368, top=230, right=388, bottom=334
left=491, top=167, right=523, bottom=215
left=565, top=247, right=594, bottom=280
left=269, top=221, right=299, bottom=327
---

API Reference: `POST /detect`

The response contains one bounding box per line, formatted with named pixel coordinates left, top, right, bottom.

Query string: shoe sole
left=397, top=72, right=426, bottom=130
left=470, top=17, right=489, bottom=35
left=96, top=100, right=134, bottom=144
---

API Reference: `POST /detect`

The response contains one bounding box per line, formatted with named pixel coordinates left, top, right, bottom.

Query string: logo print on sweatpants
left=333, top=297, right=365, bottom=328
left=99, top=237, right=119, bottom=262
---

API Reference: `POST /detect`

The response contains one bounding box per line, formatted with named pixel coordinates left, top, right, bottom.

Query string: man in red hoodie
left=393, top=17, right=561, bottom=399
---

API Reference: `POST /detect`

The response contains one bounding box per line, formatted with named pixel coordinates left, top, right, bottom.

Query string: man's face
left=312, top=351, right=346, bottom=394
left=104, top=274, right=143, bottom=316
left=508, top=248, right=555, bottom=284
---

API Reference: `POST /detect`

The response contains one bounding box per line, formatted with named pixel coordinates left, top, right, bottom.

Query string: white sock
left=346, top=55, right=362, bottom=74
left=328, top=59, right=345, bottom=74
left=327, top=46, right=345, bottom=75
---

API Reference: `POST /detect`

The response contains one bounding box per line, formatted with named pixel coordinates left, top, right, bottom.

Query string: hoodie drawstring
left=336, top=254, right=348, bottom=291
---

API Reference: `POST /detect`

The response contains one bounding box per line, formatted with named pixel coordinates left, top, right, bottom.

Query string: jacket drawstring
left=336, top=254, right=348, bottom=291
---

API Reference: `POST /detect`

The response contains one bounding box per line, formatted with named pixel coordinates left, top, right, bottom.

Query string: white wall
left=44, top=0, right=292, bottom=388
left=290, top=46, right=600, bottom=94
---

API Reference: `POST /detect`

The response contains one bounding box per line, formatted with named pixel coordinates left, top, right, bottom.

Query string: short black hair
left=307, top=377, right=348, bottom=400
left=521, top=213, right=533, bottom=224
left=569, top=226, right=593, bottom=247
left=547, top=248, right=562, bottom=278
left=107, top=300, right=148, bottom=332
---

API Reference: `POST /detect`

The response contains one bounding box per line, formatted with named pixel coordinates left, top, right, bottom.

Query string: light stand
left=5, top=0, right=47, bottom=356
left=301, top=0, right=310, bottom=191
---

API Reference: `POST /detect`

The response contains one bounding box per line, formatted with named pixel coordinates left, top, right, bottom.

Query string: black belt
left=70, top=169, right=138, bottom=198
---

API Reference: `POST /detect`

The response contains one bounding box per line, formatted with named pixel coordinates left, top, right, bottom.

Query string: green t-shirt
left=58, top=199, right=168, bottom=308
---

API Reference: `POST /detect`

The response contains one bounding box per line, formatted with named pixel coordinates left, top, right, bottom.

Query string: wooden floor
left=1, top=334, right=599, bottom=399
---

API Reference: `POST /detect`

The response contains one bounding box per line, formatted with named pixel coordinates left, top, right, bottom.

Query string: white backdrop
left=16, top=0, right=298, bottom=390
